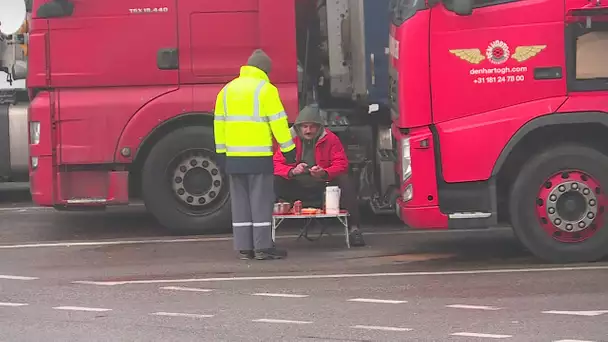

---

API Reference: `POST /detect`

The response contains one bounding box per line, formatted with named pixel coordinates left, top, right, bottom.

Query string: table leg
left=271, top=218, right=284, bottom=242
left=344, top=216, right=350, bottom=248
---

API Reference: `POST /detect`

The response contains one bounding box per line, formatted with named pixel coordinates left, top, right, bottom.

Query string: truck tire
left=141, top=126, right=231, bottom=234
left=509, top=144, right=608, bottom=263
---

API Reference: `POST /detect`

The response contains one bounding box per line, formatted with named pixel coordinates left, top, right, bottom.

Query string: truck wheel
left=509, top=144, right=608, bottom=263
left=141, top=126, right=231, bottom=234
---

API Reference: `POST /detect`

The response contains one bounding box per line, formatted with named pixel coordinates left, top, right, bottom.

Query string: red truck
left=390, top=0, right=608, bottom=263
left=26, top=0, right=608, bottom=263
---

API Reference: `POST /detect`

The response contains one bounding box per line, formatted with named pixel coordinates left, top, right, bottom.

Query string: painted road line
left=53, top=306, right=112, bottom=312
left=0, top=302, right=28, bottom=307
left=352, top=325, right=412, bottom=332
left=0, top=237, right=235, bottom=249
left=542, top=310, right=608, bottom=317
left=348, top=298, right=407, bottom=304
left=160, top=286, right=213, bottom=293
left=446, top=304, right=501, bottom=311
left=554, top=340, right=597, bottom=342
left=0, top=203, right=146, bottom=212
left=0, top=227, right=512, bottom=250
left=0, top=206, right=51, bottom=212
left=151, top=312, right=213, bottom=319
left=451, top=332, right=512, bottom=339
left=0, top=275, right=38, bottom=281
left=72, top=265, right=608, bottom=286
left=252, top=293, right=309, bottom=298
left=253, top=318, right=312, bottom=325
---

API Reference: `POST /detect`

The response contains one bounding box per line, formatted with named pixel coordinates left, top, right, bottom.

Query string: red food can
left=293, top=200, right=302, bottom=215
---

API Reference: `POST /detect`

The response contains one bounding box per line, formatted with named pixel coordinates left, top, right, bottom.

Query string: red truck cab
left=390, top=0, right=608, bottom=262
left=28, top=0, right=302, bottom=229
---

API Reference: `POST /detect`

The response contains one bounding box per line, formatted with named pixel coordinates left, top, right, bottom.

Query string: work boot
left=254, top=247, right=288, bottom=260
left=348, top=227, right=366, bottom=247
left=239, top=250, right=254, bottom=260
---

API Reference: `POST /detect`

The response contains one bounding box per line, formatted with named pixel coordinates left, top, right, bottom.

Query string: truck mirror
left=451, top=0, right=473, bottom=16
left=0, top=0, right=27, bottom=35
left=11, top=60, right=27, bottom=80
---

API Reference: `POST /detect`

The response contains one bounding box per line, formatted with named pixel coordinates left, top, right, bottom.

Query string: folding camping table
left=272, top=210, right=351, bottom=248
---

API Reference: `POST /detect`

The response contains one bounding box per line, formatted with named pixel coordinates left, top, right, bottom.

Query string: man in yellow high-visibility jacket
left=214, top=49, right=296, bottom=260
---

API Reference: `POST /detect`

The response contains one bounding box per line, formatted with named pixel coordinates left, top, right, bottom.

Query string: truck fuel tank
left=0, top=90, right=29, bottom=180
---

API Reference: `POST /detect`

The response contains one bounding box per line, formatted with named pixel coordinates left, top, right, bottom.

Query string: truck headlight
left=29, top=121, right=40, bottom=145
left=401, top=137, right=411, bottom=181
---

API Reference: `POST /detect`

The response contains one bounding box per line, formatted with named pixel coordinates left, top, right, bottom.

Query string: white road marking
left=253, top=318, right=312, bottom=325
left=0, top=206, right=51, bottom=212
left=0, top=275, right=38, bottom=280
left=554, top=340, right=597, bottom=342
left=0, top=227, right=512, bottom=250
left=0, top=203, right=145, bottom=213
left=53, top=306, right=112, bottom=312
left=446, top=304, right=501, bottom=311
left=252, top=293, right=308, bottom=298
left=160, top=286, right=213, bottom=293
left=348, top=298, right=407, bottom=304
left=542, top=310, right=608, bottom=317
left=151, top=312, right=213, bottom=319
left=0, top=302, right=28, bottom=307
left=72, top=265, right=608, bottom=286
left=352, top=325, right=412, bottom=332
left=0, top=237, right=235, bottom=249
left=451, top=332, right=512, bottom=339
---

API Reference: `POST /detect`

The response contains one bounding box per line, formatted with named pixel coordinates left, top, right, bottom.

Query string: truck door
left=429, top=0, right=566, bottom=124
left=177, top=0, right=297, bottom=85
left=178, top=0, right=259, bottom=84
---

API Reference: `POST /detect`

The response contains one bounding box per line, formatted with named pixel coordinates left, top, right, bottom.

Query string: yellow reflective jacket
left=214, top=65, right=296, bottom=174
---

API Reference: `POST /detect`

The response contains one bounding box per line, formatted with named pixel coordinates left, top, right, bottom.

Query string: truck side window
left=566, top=22, right=608, bottom=92
left=576, top=31, right=608, bottom=80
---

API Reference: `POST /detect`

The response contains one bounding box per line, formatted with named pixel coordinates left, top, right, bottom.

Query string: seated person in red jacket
left=273, top=105, right=365, bottom=247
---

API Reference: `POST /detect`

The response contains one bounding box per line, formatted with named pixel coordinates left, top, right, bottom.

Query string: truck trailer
left=26, top=0, right=608, bottom=263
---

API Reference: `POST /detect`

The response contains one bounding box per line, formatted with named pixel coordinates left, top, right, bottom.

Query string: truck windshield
left=390, top=0, right=426, bottom=26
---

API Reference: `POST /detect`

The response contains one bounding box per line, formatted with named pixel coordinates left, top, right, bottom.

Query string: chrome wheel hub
left=172, top=154, right=222, bottom=207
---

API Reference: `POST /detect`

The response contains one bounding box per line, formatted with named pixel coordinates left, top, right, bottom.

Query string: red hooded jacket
left=273, top=128, right=349, bottom=181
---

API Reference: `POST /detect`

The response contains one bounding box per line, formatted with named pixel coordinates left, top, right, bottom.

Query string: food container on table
left=274, top=202, right=291, bottom=214
left=293, top=200, right=302, bottom=215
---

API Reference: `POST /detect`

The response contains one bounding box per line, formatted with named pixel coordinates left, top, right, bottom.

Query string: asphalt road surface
left=0, top=188, right=607, bottom=341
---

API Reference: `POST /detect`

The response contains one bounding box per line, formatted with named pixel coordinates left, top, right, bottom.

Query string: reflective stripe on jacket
left=214, top=65, right=296, bottom=174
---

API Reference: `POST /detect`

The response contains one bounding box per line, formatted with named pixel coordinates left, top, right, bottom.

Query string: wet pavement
left=0, top=187, right=607, bottom=341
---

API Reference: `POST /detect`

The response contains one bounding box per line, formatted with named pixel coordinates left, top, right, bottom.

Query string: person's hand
left=291, top=163, right=308, bottom=176
left=310, top=165, right=327, bottom=178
